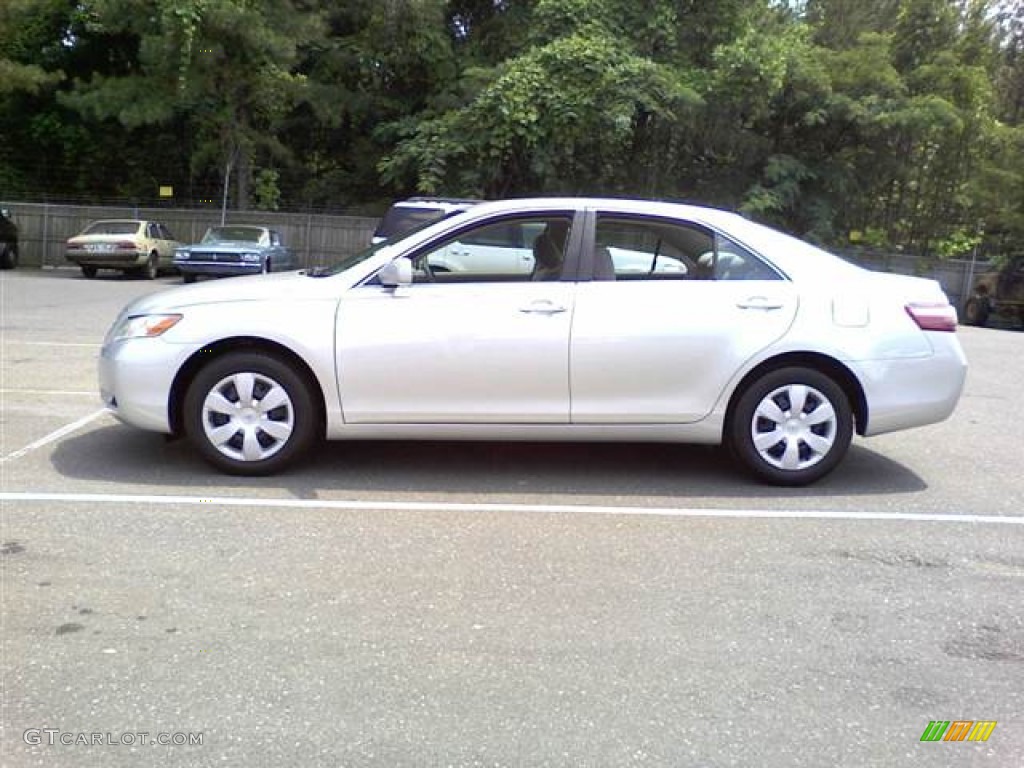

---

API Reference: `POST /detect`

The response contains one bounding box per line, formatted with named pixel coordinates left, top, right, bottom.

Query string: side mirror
left=378, top=257, right=413, bottom=288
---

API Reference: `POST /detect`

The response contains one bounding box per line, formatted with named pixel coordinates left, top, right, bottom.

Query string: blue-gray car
left=174, top=225, right=295, bottom=283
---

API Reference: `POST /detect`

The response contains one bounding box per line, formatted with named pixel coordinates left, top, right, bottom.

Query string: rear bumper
left=67, top=249, right=145, bottom=267
left=853, top=333, right=968, bottom=436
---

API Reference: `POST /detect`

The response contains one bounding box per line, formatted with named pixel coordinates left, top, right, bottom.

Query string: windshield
left=83, top=221, right=141, bottom=236
left=313, top=214, right=457, bottom=277
left=312, top=239, right=393, bottom=277
left=203, top=227, right=265, bottom=244
left=373, top=207, right=450, bottom=242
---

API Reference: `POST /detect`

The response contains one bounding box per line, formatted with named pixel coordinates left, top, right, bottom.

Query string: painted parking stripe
left=1, top=491, right=1022, bottom=525
left=0, top=389, right=96, bottom=397
left=3, top=340, right=101, bottom=348
left=0, top=408, right=108, bottom=464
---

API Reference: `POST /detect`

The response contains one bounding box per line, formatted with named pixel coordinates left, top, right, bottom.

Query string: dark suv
left=371, top=197, right=480, bottom=244
left=964, top=256, right=1024, bottom=328
left=0, top=207, right=17, bottom=269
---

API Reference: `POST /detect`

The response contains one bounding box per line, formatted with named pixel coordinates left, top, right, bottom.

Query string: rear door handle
left=519, top=300, right=567, bottom=315
left=737, top=296, right=784, bottom=310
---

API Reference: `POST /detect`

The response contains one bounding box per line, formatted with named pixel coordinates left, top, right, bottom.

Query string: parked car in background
left=963, top=256, right=1024, bottom=328
left=65, top=220, right=180, bottom=279
left=174, top=225, right=295, bottom=283
left=99, top=197, right=966, bottom=487
left=372, top=197, right=480, bottom=244
left=0, top=207, right=18, bottom=269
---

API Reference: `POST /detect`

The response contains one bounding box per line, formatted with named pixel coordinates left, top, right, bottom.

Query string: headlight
left=241, top=252, right=261, bottom=262
left=108, top=314, right=183, bottom=342
left=174, top=249, right=189, bottom=260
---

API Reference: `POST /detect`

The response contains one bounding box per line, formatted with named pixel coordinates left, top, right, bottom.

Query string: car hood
left=120, top=271, right=342, bottom=316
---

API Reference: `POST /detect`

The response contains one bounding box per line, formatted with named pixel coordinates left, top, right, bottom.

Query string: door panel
left=571, top=212, right=797, bottom=424
left=337, top=281, right=575, bottom=424
left=571, top=280, right=797, bottom=423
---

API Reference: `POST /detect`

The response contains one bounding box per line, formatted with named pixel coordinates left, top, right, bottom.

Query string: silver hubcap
left=750, top=383, right=837, bottom=471
left=201, top=371, right=295, bottom=462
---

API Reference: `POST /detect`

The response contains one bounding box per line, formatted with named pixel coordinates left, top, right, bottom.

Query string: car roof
left=393, top=197, right=481, bottom=209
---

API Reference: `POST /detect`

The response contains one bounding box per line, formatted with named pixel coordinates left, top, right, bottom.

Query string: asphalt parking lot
left=2, top=268, right=1023, bottom=767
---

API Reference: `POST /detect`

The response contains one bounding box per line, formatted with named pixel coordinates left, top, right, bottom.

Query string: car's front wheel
left=81, top=265, right=98, bottom=279
left=0, top=244, right=17, bottom=269
left=729, top=367, right=853, bottom=486
left=184, top=352, right=317, bottom=475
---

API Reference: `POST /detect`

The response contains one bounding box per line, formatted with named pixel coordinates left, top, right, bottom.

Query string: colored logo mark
left=920, top=721, right=997, bottom=742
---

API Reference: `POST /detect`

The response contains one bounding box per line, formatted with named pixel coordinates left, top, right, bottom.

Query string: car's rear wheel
left=964, top=297, right=990, bottom=327
left=184, top=352, right=316, bottom=476
left=0, top=244, right=17, bottom=270
left=139, top=252, right=159, bottom=280
left=81, top=265, right=98, bottom=279
left=729, top=367, right=853, bottom=486
left=183, top=273, right=197, bottom=284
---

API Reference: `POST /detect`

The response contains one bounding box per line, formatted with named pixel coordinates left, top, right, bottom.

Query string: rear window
left=373, top=207, right=450, bottom=242
left=83, top=221, right=141, bottom=236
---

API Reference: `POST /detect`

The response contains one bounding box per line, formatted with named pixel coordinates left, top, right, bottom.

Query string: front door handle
left=737, top=296, right=784, bottom=310
left=519, top=300, right=567, bottom=315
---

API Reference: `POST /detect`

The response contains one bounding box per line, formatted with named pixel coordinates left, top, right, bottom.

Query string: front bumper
left=175, top=260, right=262, bottom=276
left=99, top=337, right=193, bottom=434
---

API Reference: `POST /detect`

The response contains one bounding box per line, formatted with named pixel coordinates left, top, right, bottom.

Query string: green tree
left=60, top=0, right=324, bottom=211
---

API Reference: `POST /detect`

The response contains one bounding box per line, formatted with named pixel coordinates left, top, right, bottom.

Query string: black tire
left=183, top=351, right=317, bottom=476
left=183, top=273, right=197, bottom=284
left=262, top=258, right=271, bottom=274
left=139, top=252, right=159, bottom=280
left=963, top=297, right=989, bottom=327
left=81, top=265, right=98, bottom=279
left=729, top=367, right=853, bottom=486
left=0, top=244, right=17, bottom=270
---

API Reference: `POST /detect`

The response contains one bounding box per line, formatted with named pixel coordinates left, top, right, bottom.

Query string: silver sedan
left=99, top=198, right=967, bottom=485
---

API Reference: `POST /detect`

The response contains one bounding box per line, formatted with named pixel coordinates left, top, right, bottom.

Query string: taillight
left=906, top=302, right=957, bottom=332
left=117, top=240, right=138, bottom=250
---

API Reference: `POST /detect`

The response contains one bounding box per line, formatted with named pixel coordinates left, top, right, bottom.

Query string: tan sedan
left=66, top=219, right=181, bottom=279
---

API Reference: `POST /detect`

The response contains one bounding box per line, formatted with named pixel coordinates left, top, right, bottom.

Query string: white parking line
left=1, top=491, right=1022, bottom=525
left=4, top=340, right=101, bottom=348
left=0, top=409, right=108, bottom=464
left=0, top=389, right=96, bottom=397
